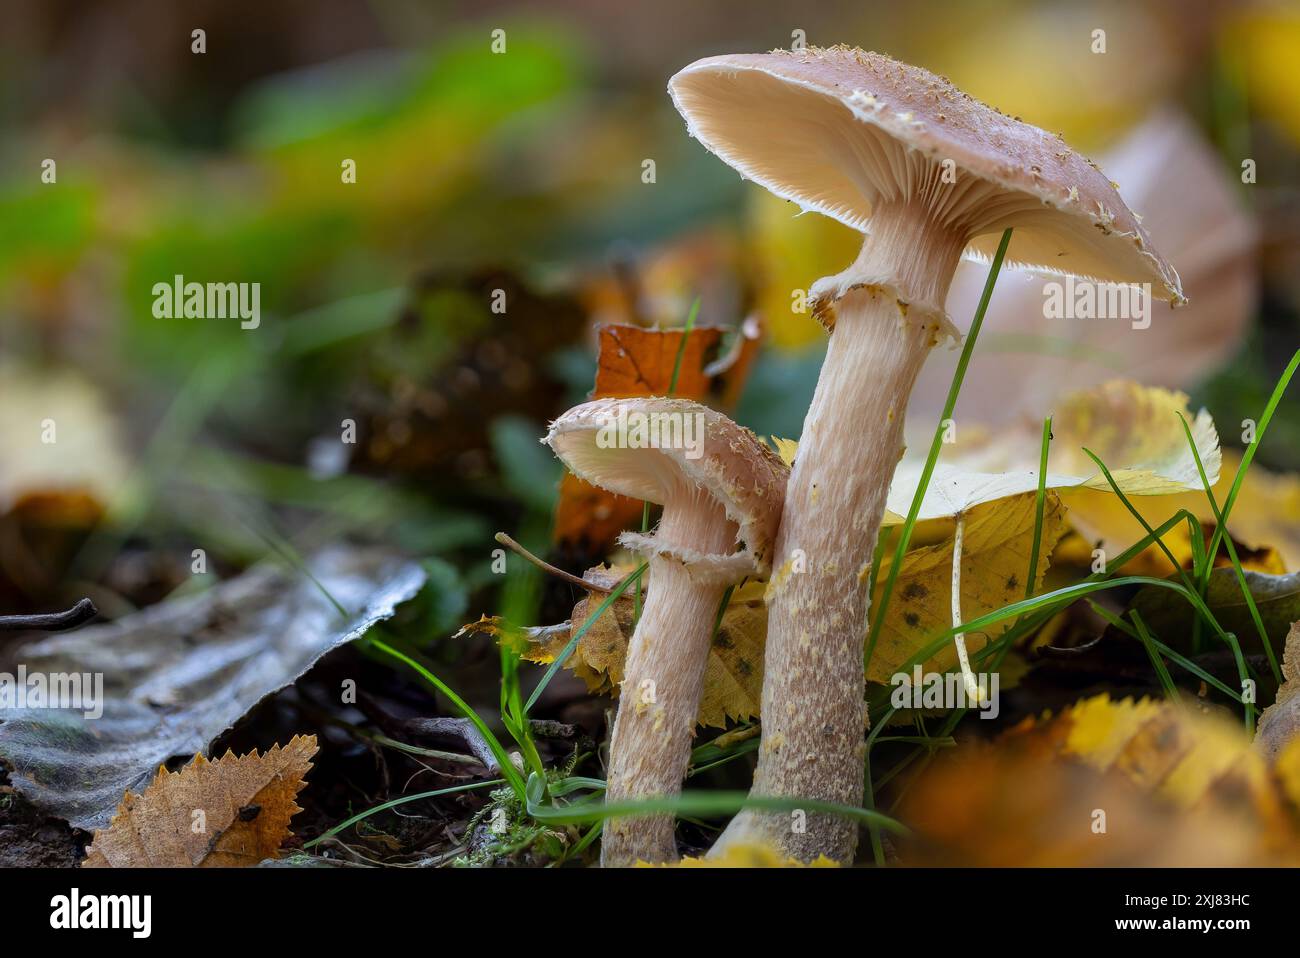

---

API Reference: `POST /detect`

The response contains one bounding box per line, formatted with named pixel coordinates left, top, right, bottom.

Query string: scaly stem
left=601, top=504, right=734, bottom=866
left=713, top=202, right=966, bottom=863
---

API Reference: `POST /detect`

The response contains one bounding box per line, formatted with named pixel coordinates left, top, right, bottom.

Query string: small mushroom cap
left=669, top=45, right=1183, bottom=302
left=544, top=397, right=787, bottom=579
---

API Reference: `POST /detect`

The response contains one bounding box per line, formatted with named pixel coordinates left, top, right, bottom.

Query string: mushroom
left=669, top=45, right=1184, bottom=862
left=545, top=396, right=786, bottom=865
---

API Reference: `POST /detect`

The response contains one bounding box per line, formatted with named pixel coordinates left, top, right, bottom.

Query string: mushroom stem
left=715, top=203, right=966, bottom=863
left=601, top=500, right=736, bottom=866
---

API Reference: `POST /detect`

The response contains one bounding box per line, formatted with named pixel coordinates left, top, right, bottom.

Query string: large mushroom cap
left=545, top=397, right=787, bottom=578
left=669, top=45, right=1183, bottom=302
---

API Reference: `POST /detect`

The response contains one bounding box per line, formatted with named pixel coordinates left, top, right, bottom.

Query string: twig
left=295, top=693, right=483, bottom=768
left=401, top=716, right=501, bottom=772
left=1039, top=636, right=1103, bottom=657
left=493, top=532, right=642, bottom=595
left=0, top=598, right=98, bottom=632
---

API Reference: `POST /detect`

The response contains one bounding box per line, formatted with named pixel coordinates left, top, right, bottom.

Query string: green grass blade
left=667, top=296, right=701, bottom=395
left=865, top=227, right=1013, bottom=671
left=304, top=779, right=504, bottom=849
left=523, top=775, right=908, bottom=834
left=525, top=562, right=647, bottom=712
left=370, top=637, right=526, bottom=796
left=1080, top=447, right=1191, bottom=588
left=1204, top=348, right=1300, bottom=574
left=1150, top=636, right=1244, bottom=702
left=1025, top=416, right=1053, bottom=605
left=1176, top=411, right=1281, bottom=684
left=1130, top=609, right=1181, bottom=703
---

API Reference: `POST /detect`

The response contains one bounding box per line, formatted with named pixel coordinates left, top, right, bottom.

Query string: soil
left=0, top=761, right=82, bottom=868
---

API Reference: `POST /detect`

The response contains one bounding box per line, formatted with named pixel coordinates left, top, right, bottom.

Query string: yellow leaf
left=775, top=383, right=1218, bottom=540
left=513, top=573, right=767, bottom=729
left=750, top=191, right=861, bottom=349
left=930, top=381, right=1222, bottom=573
left=1278, top=738, right=1300, bottom=812
left=82, top=735, right=317, bottom=868
left=1059, top=696, right=1290, bottom=827
left=1226, top=9, right=1300, bottom=148
left=901, top=694, right=1300, bottom=866
left=905, top=381, right=1217, bottom=518
left=1060, top=694, right=1164, bottom=769
left=867, top=491, right=1067, bottom=682
left=769, top=436, right=798, bottom=468
left=1054, top=449, right=1299, bottom=576
left=1211, top=453, right=1300, bottom=573
left=649, top=841, right=838, bottom=867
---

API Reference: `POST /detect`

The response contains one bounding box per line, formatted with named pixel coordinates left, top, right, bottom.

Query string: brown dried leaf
left=82, top=735, right=318, bottom=868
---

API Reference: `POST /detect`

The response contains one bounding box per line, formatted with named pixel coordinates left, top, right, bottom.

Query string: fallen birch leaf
left=1050, top=449, right=1300, bottom=576
left=867, top=492, right=1067, bottom=682
left=905, top=381, right=1222, bottom=575
left=774, top=383, right=1214, bottom=557
left=892, top=381, right=1219, bottom=526
left=83, top=735, right=317, bottom=867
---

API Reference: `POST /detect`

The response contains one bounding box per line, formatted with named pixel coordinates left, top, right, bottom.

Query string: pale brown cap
left=544, top=397, right=787, bottom=580
left=669, top=45, right=1183, bottom=303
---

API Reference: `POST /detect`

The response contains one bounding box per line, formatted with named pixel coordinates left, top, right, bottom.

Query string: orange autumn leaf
left=553, top=472, right=646, bottom=560
left=552, top=320, right=761, bottom=555
left=592, top=323, right=722, bottom=398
